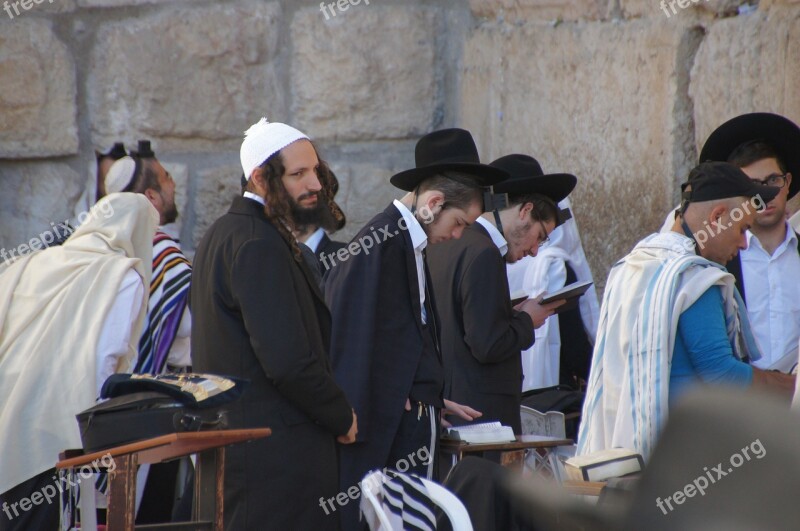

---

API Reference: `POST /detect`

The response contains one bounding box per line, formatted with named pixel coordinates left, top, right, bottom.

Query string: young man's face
left=504, top=206, right=555, bottom=263
left=740, top=157, right=791, bottom=230
left=280, top=140, right=322, bottom=216
left=425, top=199, right=482, bottom=244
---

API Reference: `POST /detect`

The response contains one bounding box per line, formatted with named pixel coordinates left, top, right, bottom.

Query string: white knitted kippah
left=240, top=117, right=309, bottom=181
left=105, top=156, right=137, bottom=194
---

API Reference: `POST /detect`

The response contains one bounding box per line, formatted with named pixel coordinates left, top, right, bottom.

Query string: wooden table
left=57, top=428, right=271, bottom=531
left=440, top=434, right=572, bottom=469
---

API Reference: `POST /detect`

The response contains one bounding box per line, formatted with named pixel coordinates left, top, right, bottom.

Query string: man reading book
left=578, top=162, right=795, bottom=461
left=427, top=154, right=575, bottom=435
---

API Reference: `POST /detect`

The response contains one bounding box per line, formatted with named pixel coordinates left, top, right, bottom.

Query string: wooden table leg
left=500, top=449, right=525, bottom=470
left=194, top=446, right=225, bottom=530
left=106, top=453, right=137, bottom=531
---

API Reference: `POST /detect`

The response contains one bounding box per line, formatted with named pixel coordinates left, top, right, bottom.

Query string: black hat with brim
left=489, top=154, right=577, bottom=203
left=699, top=112, right=800, bottom=198
left=390, top=128, right=508, bottom=192
left=681, top=161, right=781, bottom=205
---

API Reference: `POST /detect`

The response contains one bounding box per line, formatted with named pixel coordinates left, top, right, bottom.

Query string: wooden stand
left=440, top=434, right=572, bottom=470
left=57, top=429, right=271, bottom=531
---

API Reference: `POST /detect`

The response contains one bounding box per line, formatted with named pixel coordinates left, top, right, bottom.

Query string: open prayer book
left=444, top=421, right=516, bottom=444
left=564, top=448, right=644, bottom=482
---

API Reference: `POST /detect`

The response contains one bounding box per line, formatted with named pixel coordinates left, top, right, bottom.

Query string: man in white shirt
left=699, top=113, right=800, bottom=370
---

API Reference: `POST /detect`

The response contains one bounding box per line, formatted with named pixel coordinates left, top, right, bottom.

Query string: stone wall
left=1, top=0, right=799, bottom=289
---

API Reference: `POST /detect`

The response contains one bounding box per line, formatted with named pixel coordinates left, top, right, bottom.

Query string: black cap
left=489, top=154, right=576, bottom=203
left=699, top=112, right=800, bottom=199
left=389, top=128, right=508, bottom=192
left=97, top=142, right=127, bottom=161
left=130, top=140, right=155, bottom=159
left=681, top=161, right=780, bottom=206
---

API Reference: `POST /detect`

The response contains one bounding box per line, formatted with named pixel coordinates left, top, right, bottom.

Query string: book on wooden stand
left=564, top=448, right=644, bottom=482
left=444, top=421, right=516, bottom=444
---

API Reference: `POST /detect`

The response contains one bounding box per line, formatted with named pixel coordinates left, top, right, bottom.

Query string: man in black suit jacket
left=427, top=154, right=575, bottom=434
left=191, top=119, right=356, bottom=530
left=324, top=129, right=506, bottom=530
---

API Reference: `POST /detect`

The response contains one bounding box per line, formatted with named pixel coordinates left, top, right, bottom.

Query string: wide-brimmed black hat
left=489, top=154, right=577, bottom=202
left=390, top=128, right=508, bottom=191
left=699, top=112, right=800, bottom=198
left=681, top=161, right=780, bottom=206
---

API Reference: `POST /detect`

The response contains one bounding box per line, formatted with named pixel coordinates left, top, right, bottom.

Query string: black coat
left=426, top=222, right=534, bottom=433
left=316, top=233, right=347, bottom=276
left=190, top=196, right=352, bottom=530
left=324, top=203, right=441, bottom=515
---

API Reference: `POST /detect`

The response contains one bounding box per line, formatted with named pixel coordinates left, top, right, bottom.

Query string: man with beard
left=324, top=128, right=507, bottom=530
left=191, top=118, right=356, bottom=530
left=104, top=140, right=191, bottom=375
left=295, top=165, right=348, bottom=276
left=426, top=154, right=573, bottom=435
left=699, top=113, right=800, bottom=371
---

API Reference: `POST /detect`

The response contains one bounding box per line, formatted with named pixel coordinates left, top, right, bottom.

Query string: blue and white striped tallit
left=381, top=471, right=437, bottom=531
left=577, top=231, right=760, bottom=461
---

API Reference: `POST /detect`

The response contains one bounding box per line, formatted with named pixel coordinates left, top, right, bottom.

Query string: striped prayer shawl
left=381, top=471, right=438, bottom=531
left=134, top=230, right=192, bottom=375
left=577, top=231, right=759, bottom=461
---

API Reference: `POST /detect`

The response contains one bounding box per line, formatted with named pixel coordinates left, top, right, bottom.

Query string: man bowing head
left=324, top=128, right=507, bottom=530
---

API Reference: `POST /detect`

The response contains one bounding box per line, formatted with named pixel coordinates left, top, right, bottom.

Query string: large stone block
left=690, top=6, right=800, bottom=152
left=78, top=0, right=173, bottom=6
left=330, top=161, right=404, bottom=244
left=0, top=163, right=83, bottom=258
left=620, top=0, right=743, bottom=19
left=292, top=6, right=438, bottom=141
left=0, top=20, right=77, bottom=157
left=89, top=2, right=283, bottom=152
left=459, top=20, right=704, bottom=287
left=469, top=0, right=613, bottom=21
left=192, top=164, right=242, bottom=248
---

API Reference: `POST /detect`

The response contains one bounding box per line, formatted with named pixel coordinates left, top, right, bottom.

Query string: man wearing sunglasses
left=700, top=113, right=800, bottom=372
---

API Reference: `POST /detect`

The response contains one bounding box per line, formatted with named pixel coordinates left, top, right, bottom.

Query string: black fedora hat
left=390, top=128, right=508, bottom=192
left=699, top=112, right=800, bottom=198
left=489, top=154, right=577, bottom=203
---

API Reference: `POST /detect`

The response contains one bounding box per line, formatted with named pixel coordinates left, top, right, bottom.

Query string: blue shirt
left=670, top=286, right=753, bottom=403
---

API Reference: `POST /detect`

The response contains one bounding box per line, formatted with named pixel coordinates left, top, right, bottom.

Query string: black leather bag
left=76, top=373, right=248, bottom=452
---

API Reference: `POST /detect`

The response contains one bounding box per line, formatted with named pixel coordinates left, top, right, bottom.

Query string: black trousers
left=0, top=469, right=60, bottom=531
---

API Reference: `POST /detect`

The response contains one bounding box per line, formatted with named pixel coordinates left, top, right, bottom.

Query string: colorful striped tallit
left=134, top=230, right=192, bottom=375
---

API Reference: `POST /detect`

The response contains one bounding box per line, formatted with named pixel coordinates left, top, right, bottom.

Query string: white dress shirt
left=95, top=269, right=144, bottom=395
left=304, top=227, right=326, bottom=253
left=741, top=224, right=800, bottom=369
left=475, top=216, right=508, bottom=256
left=393, top=199, right=428, bottom=323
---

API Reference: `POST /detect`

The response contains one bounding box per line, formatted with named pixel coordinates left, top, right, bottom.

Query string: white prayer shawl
left=0, top=193, right=157, bottom=494
left=577, top=231, right=753, bottom=461
left=506, top=198, right=601, bottom=390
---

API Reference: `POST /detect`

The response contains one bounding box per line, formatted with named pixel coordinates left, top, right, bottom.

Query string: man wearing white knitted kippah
left=191, top=118, right=357, bottom=531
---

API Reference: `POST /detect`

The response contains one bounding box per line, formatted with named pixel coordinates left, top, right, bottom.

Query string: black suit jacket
left=316, top=233, right=347, bottom=276
left=426, top=222, right=534, bottom=433
left=324, top=203, right=441, bottom=508
left=190, top=196, right=352, bottom=530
